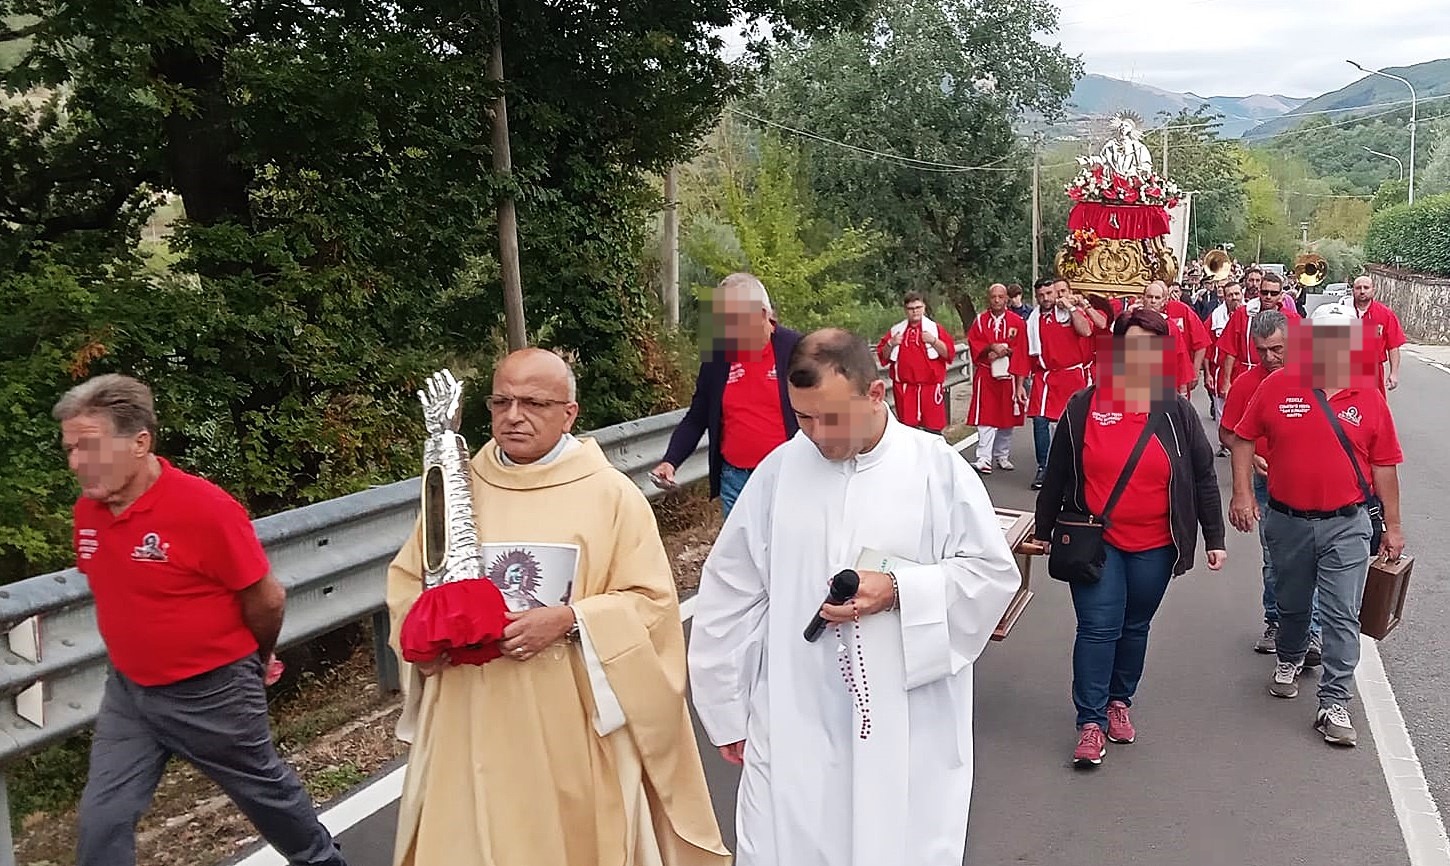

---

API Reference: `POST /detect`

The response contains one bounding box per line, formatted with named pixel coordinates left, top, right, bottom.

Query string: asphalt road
left=234, top=353, right=1450, bottom=866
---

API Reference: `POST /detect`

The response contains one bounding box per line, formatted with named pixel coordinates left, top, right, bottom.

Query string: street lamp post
left=1348, top=60, right=1416, bottom=204
left=1361, top=146, right=1404, bottom=182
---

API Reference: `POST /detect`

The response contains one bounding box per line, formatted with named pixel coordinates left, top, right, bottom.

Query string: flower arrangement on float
left=1065, top=163, right=1182, bottom=208
left=1065, top=227, right=1100, bottom=265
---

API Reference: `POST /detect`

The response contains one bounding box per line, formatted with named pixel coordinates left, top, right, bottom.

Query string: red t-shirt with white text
left=1219, top=364, right=1271, bottom=461
left=1233, top=370, right=1402, bottom=511
left=74, top=458, right=269, bottom=686
left=1083, top=392, right=1174, bottom=552
left=720, top=340, right=787, bottom=470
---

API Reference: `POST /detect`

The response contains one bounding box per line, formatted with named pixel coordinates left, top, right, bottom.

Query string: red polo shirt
left=74, top=458, right=269, bottom=686
left=1219, top=364, right=1271, bottom=461
left=1355, top=300, right=1407, bottom=388
left=1083, top=392, right=1173, bottom=552
left=720, top=339, right=787, bottom=470
left=1233, top=370, right=1402, bottom=512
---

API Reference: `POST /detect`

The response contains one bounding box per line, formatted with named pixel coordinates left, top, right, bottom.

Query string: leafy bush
left=1364, top=193, right=1450, bottom=276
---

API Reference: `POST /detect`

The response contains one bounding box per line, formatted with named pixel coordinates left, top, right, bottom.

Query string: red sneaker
left=1073, top=723, right=1106, bottom=768
left=1107, top=700, right=1136, bottom=744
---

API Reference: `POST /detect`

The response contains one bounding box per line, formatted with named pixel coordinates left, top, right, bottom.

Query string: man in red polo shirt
left=55, top=374, right=346, bottom=866
left=1217, top=271, right=1301, bottom=388
left=655, top=273, right=801, bottom=518
left=1350, top=275, right=1407, bottom=394
left=1218, top=310, right=1321, bottom=659
left=1226, top=305, right=1404, bottom=749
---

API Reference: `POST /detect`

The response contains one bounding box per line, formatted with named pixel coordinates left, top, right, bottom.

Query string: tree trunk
left=149, top=45, right=252, bottom=227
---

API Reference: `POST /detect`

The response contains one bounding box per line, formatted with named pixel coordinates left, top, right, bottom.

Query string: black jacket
left=662, top=326, right=803, bottom=499
left=1033, top=387, right=1226, bottom=576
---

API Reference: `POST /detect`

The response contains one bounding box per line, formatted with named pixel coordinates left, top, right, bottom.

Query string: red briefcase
left=1360, top=554, right=1413, bottom=641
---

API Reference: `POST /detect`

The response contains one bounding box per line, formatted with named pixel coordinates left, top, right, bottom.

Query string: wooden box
left=991, top=508, right=1043, bottom=641
left=1360, top=554, right=1413, bottom=641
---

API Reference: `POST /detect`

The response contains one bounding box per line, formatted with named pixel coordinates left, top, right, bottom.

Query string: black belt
left=1267, top=498, right=1362, bottom=520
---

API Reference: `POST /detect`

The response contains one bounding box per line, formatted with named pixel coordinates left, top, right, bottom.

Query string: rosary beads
left=835, top=599, right=872, bottom=739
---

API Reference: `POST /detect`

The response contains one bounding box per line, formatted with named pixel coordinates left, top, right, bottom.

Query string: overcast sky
left=722, top=0, right=1447, bottom=99
left=1047, top=0, right=1446, bottom=97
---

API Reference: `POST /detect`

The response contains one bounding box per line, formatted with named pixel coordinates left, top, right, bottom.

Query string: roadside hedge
left=1364, top=193, right=1450, bottom=276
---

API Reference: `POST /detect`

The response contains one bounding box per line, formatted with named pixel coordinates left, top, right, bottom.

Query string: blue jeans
left=1033, top=416, right=1052, bottom=472
left=719, top=461, right=752, bottom=520
left=1256, top=474, right=1321, bottom=636
left=1069, top=544, right=1178, bottom=730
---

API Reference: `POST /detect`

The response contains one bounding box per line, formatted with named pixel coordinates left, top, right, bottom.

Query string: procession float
left=1055, top=114, right=1182, bottom=299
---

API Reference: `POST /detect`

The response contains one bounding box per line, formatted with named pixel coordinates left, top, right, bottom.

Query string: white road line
left=233, top=764, right=407, bottom=865
left=1355, top=635, right=1450, bottom=866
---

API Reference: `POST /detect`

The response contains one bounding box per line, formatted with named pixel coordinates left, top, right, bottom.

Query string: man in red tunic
left=1205, top=281, right=1244, bottom=422
left=966, top=283, right=1029, bottom=473
left=1350, top=275, right=1406, bottom=395
left=1028, top=278, right=1097, bottom=453
left=1217, top=271, right=1301, bottom=389
left=876, top=291, right=957, bottom=433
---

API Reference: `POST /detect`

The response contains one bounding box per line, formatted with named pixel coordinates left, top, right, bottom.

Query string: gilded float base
left=1056, top=237, right=1179, bottom=298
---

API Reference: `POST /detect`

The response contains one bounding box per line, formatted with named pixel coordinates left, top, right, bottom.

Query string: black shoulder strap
left=1101, top=414, right=1160, bottom=523
left=1310, top=388, right=1375, bottom=502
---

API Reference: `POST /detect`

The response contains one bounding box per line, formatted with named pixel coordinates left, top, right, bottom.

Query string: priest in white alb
left=687, top=328, right=1021, bottom=866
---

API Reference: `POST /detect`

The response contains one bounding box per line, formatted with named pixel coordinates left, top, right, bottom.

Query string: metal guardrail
left=0, top=345, right=969, bottom=861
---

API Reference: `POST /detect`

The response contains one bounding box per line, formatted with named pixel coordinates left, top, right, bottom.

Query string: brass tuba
left=1294, top=252, right=1327, bottom=288
left=1202, top=249, right=1234, bottom=283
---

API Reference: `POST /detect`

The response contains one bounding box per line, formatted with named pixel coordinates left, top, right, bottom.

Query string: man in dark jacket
left=652, top=273, right=801, bottom=518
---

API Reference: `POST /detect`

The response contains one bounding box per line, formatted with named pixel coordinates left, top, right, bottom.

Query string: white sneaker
left=1270, top=660, right=1302, bottom=698
left=1316, top=704, right=1357, bottom=747
left=973, top=460, right=993, bottom=474
left=996, top=457, right=1015, bottom=471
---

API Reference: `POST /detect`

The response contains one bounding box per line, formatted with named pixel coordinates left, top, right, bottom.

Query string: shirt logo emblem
left=766, top=366, right=778, bottom=381
left=78, top=527, right=98, bottom=561
left=727, top=362, right=744, bottom=384
left=131, top=532, right=170, bottom=562
left=1091, top=411, right=1123, bottom=426
left=1338, top=407, right=1362, bottom=427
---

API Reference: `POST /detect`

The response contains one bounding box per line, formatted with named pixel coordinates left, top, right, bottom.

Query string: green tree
left=1310, top=198, right=1373, bottom=244
left=1143, top=107, right=1247, bottom=258
left=1234, top=149, right=1296, bottom=265
left=685, top=132, right=880, bottom=333
left=751, top=0, right=1081, bottom=319
left=0, top=0, right=877, bottom=579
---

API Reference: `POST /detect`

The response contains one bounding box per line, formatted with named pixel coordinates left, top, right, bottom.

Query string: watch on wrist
left=566, top=606, right=581, bottom=641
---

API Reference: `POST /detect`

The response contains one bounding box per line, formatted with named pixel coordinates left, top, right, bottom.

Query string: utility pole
left=1031, top=134, right=1042, bottom=279
left=488, top=0, right=526, bottom=350
left=661, top=166, right=679, bottom=329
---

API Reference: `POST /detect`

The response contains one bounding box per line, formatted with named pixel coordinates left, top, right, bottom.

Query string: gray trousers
left=1263, top=507, right=1372, bottom=708
left=77, top=655, right=346, bottom=866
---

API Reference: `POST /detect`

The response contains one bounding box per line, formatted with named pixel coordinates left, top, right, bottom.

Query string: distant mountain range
left=1062, top=58, right=1450, bottom=141
left=1065, top=74, right=1308, bottom=138
left=1241, top=58, right=1450, bottom=139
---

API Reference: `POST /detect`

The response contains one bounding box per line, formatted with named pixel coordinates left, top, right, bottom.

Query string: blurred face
left=61, top=413, right=151, bottom=507
left=904, top=297, right=927, bottom=323
left=711, top=290, right=771, bottom=352
left=1252, top=327, right=1288, bottom=373
left=1259, top=280, right=1285, bottom=310
left=489, top=357, right=579, bottom=463
left=1353, top=277, right=1375, bottom=306
left=789, top=372, right=887, bottom=462
left=987, top=284, right=1008, bottom=313
left=1100, top=325, right=1174, bottom=407
left=1142, top=282, right=1167, bottom=313
left=1244, top=272, right=1263, bottom=294
left=1224, top=284, right=1244, bottom=311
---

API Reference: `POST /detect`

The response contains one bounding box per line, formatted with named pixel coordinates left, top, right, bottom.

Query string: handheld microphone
left=803, top=569, right=861, bottom=643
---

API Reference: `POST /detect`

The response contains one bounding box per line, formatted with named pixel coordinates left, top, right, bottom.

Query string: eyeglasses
left=487, top=395, right=570, bottom=413
left=1262, top=289, right=1283, bottom=297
